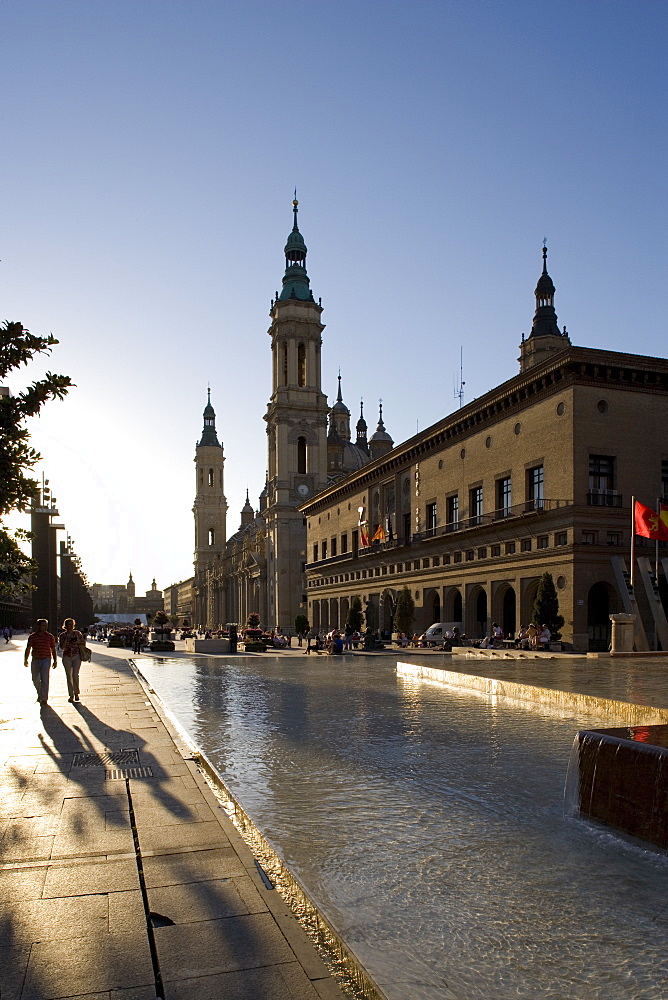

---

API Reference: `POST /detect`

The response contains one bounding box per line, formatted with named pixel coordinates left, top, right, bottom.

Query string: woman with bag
left=58, top=618, right=86, bottom=703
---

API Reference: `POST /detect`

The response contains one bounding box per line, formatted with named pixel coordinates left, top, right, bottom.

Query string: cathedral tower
left=193, top=390, right=228, bottom=624
left=264, top=199, right=329, bottom=629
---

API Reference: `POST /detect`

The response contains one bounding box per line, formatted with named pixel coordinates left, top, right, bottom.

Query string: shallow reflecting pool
left=137, top=654, right=668, bottom=1000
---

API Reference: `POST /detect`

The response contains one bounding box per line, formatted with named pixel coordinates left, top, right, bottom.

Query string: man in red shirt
left=24, top=619, right=58, bottom=704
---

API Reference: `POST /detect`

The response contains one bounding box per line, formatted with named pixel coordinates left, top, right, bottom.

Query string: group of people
left=304, top=625, right=363, bottom=654
left=24, top=618, right=88, bottom=705
left=515, top=623, right=551, bottom=650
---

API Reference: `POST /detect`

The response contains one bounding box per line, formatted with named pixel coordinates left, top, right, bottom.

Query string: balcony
left=587, top=490, right=623, bottom=508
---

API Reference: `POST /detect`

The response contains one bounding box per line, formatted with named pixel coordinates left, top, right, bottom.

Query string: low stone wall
left=184, top=638, right=231, bottom=654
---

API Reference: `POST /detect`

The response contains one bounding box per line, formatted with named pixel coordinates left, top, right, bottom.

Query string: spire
left=278, top=195, right=315, bottom=302
left=369, top=400, right=394, bottom=460
left=519, top=244, right=571, bottom=372
left=198, top=390, right=220, bottom=447
left=355, top=399, right=368, bottom=454
left=337, top=370, right=343, bottom=403
left=240, top=487, right=254, bottom=527
left=530, top=243, right=560, bottom=339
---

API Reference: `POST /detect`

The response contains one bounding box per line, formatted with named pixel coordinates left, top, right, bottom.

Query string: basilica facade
left=192, top=201, right=392, bottom=630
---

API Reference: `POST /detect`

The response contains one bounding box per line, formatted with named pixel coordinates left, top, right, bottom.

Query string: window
left=496, top=477, right=512, bottom=517
left=426, top=502, right=437, bottom=536
left=521, top=538, right=532, bottom=551
left=444, top=554, right=451, bottom=565
left=297, top=436, right=307, bottom=474
left=433, top=556, right=440, bottom=567
left=331, top=537, right=337, bottom=557
left=607, top=532, right=621, bottom=546
left=555, top=531, right=568, bottom=546
left=582, top=530, right=598, bottom=545
left=537, top=535, right=549, bottom=549
left=321, top=540, right=328, bottom=559
left=283, top=344, right=288, bottom=386
left=341, top=533, right=348, bottom=554
left=478, top=547, right=487, bottom=559
left=505, top=541, right=516, bottom=555
left=208, top=468, right=214, bottom=487
left=313, top=543, right=318, bottom=562
left=470, top=486, right=483, bottom=525
left=589, top=455, right=615, bottom=491
left=491, top=544, right=501, bottom=557
left=298, top=344, right=306, bottom=386
left=403, top=512, right=411, bottom=541
left=423, top=558, right=430, bottom=568
left=466, top=549, right=475, bottom=561
left=446, top=494, right=459, bottom=530
left=527, top=465, right=544, bottom=510
left=208, top=528, right=215, bottom=546
left=454, top=552, right=462, bottom=563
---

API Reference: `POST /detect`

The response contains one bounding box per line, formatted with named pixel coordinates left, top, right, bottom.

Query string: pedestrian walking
left=3, top=625, right=10, bottom=643
left=58, top=618, right=86, bottom=703
left=24, top=619, right=57, bottom=704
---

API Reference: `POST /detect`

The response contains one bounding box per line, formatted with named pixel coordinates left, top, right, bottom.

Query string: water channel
left=137, top=654, right=668, bottom=1000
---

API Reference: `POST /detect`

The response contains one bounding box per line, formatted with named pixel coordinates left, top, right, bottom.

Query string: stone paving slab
left=0, top=641, right=348, bottom=1000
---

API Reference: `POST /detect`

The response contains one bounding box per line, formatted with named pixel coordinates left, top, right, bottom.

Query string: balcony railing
left=587, top=490, right=623, bottom=508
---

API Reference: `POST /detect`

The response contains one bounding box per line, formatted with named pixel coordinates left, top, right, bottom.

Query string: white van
left=422, top=622, right=463, bottom=646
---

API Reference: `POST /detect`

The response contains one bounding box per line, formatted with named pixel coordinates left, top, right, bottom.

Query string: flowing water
left=137, top=654, right=668, bottom=1000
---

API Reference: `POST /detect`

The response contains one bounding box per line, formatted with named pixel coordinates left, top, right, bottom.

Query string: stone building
left=300, top=249, right=668, bottom=652
left=133, top=578, right=164, bottom=618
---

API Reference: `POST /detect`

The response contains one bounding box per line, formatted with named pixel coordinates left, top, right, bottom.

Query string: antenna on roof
left=454, top=347, right=465, bottom=408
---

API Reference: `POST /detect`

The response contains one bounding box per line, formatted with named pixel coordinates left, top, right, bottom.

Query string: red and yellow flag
left=372, top=523, right=386, bottom=542
left=634, top=500, right=668, bottom=539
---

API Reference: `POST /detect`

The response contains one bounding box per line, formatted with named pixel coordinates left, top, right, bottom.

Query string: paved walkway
left=0, top=639, right=346, bottom=1000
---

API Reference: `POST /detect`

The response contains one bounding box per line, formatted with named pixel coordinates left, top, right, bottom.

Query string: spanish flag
left=634, top=500, right=668, bottom=540
left=372, top=523, right=386, bottom=542
left=661, top=502, right=668, bottom=533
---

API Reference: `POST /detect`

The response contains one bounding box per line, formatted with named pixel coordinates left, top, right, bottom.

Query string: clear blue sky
left=2, top=0, right=666, bottom=596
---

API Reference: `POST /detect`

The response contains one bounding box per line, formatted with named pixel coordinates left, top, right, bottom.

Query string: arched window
left=208, top=528, right=215, bottom=546
left=297, top=436, right=307, bottom=474
left=298, top=344, right=306, bottom=387
left=283, top=344, right=288, bottom=386
left=208, top=469, right=214, bottom=487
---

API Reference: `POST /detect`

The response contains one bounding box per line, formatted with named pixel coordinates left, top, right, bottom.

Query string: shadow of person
left=71, top=702, right=197, bottom=822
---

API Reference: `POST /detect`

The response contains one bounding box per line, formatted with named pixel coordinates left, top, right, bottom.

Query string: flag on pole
left=372, top=523, right=386, bottom=542
left=358, top=506, right=370, bottom=547
left=634, top=500, right=668, bottom=539
left=660, top=502, right=668, bottom=532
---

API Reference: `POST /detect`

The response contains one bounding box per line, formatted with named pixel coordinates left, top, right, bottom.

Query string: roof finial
left=337, top=369, right=342, bottom=402
left=542, top=237, right=548, bottom=272
left=293, top=188, right=299, bottom=230
left=207, top=384, right=211, bottom=405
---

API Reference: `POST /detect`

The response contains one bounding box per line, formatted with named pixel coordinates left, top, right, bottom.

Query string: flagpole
left=630, top=495, right=636, bottom=589
left=657, top=496, right=661, bottom=586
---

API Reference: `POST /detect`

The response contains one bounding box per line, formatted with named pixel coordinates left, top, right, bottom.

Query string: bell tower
left=264, top=198, right=329, bottom=629
left=193, top=390, right=228, bottom=624
left=519, top=245, right=571, bottom=372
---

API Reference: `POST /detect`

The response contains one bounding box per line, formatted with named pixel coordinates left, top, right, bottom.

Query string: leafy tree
left=246, top=611, right=261, bottom=629
left=0, top=322, right=73, bottom=596
left=294, top=613, right=309, bottom=635
left=394, top=586, right=415, bottom=635
left=347, top=596, right=364, bottom=632
left=531, top=572, right=564, bottom=638
left=153, top=611, right=169, bottom=627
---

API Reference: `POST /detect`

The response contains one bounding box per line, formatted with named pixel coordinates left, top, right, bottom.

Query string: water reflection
left=138, top=655, right=668, bottom=1000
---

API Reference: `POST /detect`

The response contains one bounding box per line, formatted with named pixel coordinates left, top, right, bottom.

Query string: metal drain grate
left=72, top=749, right=140, bottom=768
left=106, top=766, right=154, bottom=780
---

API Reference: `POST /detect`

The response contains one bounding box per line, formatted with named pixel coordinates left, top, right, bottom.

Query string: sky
left=2, top=0, right=666, bottom=597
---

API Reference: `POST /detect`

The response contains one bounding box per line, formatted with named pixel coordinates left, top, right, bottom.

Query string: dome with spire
left=369, top=402, right=394, bottom=460
left=327, top=380, right=373, bottom=480
left=519, top=245, right=571, bottom=372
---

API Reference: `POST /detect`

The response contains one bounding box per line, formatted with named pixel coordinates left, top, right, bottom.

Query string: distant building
left=132, top=579, right=164, bottom=618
